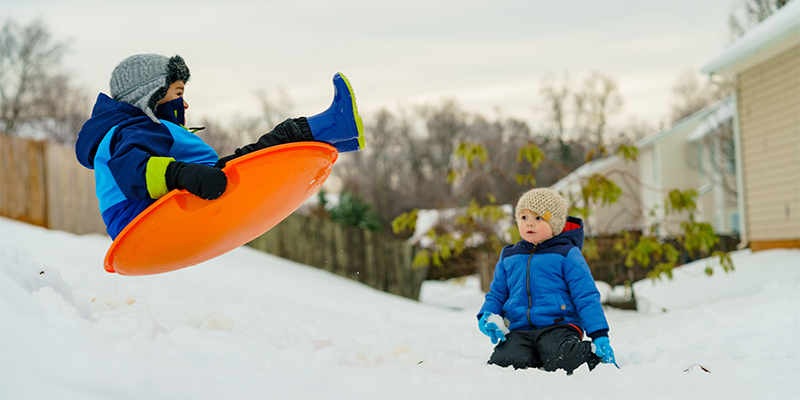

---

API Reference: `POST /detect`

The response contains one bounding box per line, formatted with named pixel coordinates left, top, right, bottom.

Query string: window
left=730, top=212, right=740, bottom=235
left=709, top=141, right=719, bottom=173
left=724, top=138, right=736, bottom=174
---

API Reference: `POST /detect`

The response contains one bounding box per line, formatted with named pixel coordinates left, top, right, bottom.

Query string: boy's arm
left=106, top=123, right=174, bottom=200
left=563, top=247, right=609, bottom=338
left=215, top=118, right=312, bottom=168
left=107, top=122, right=226, bottom=200
left=163, top=161, right=226, bottom=200
left=477, top=253, right=509, bottom=319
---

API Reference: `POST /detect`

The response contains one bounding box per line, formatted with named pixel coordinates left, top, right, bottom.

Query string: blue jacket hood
left=75, top=94, right=141, bottom=169
left=75, top=94, right=188, bottom=169
left=505, top=216, right=584, bottom=258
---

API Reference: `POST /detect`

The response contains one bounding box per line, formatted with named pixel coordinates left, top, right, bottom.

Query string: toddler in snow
left=76, top=54, right=363, bottom=239
left=477, top=188, right=617, bottom=374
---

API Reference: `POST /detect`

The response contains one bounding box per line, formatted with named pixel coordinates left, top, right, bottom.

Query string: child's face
left=517, top=209, right=553, bottom=244
left=158, top=80, right=188, bottom=110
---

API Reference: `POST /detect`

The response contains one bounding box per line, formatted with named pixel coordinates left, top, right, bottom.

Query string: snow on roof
left=701, top=1, right=800, bottom=75
left=687, top=97, right=736, bottom=142
left=549, top=155, right=620, bottom=193
left=636, top=104, right=719, bottom=150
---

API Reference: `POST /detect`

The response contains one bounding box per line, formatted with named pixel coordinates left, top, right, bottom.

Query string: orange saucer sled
left=104, top=142, right=338, bottom=276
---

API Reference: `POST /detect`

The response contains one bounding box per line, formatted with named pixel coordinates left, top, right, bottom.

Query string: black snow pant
left=488, top=325, right=601, bottom=374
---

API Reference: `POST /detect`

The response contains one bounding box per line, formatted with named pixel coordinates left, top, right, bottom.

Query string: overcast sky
left=3, top=0, right=738, bottom=132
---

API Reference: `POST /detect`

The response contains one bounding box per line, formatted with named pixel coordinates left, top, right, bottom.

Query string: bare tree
left=336, top=83, right=629, bottom=231
left=417, top=99, right=471, bottom=202
left=336, top=106, right=413, bottom=228
left=194, top=117, right=242, bottom=157
left=668, top=70, right=732, bottom=124
left=0, top=18, right=69, bottom=133
left=538, top=71, right=623, bottom=159
left=344, top=108, right=405, bottom=221
left=196, top=86, right=296, bottom=158
left=667, top=70, right=738, bottom=199
left=702, top=121, right=738, bottom=199
left=24, top=74, right=90, bottom=144
left=612, top=117, right=655, bottom=145
left=729, top=0, right=793, bottom=41
left=254, top=87, right=293, bottom=128
left=573, top=72, right=623, bottom=150
left=453, top=114, right=533, bottom=204
left=337, top=99, right=527, bottom=229
left=539, top=72, right=571, bottom=139
left=394, top=105, right=428, bottom=206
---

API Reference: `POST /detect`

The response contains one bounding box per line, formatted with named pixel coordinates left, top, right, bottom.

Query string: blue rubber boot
left=332, top=138, right=361, bottom=153
left=306, top=73, right=365, bottom=151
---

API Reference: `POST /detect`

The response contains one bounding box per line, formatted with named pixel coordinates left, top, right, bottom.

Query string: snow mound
left=1, top=217, right=798, bottom=399
left=633, top=248, right=800, bottom=312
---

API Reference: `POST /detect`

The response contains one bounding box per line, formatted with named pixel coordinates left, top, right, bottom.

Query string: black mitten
left=215, top=118, right=313, bottom=168
left=165, top=161, right=227, bottom=200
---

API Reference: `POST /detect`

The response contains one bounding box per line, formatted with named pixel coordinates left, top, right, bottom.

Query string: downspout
left=731, top=91, right=748, bottom=249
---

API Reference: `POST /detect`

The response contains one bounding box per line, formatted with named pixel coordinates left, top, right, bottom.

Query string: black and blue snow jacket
left=75, top=94, right=218, bottom=239
left=478, top=217, right=609, bottom=339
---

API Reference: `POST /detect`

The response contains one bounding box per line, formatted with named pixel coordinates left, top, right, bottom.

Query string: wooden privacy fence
left=1, top=134, right=424, bottom=299
left=247, top=213, right=425, bottom=300
left=0, top=134, right=107, bottom=234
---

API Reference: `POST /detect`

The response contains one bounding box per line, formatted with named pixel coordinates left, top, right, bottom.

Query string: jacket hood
left=75, top=94, right=144, bottom=169
left=519, top=216, right=584, bottom=253
left=75, top=94, right=187, bottom=169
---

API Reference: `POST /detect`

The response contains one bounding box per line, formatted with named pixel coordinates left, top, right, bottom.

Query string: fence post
left=242, top=213, right=424, bottom=300
left=0, top=136, right=47, bottom=227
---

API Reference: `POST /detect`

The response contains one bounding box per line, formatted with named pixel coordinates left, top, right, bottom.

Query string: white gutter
left=701, top=0, right=800, bottom=75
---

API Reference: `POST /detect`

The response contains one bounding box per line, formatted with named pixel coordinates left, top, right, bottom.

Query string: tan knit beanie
left=515, top=188, right=568, bottom=236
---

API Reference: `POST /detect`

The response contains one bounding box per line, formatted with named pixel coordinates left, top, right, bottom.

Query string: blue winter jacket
left=75, top=94, right=219, bottom=239
left=478, top=217, right=609, bottom=339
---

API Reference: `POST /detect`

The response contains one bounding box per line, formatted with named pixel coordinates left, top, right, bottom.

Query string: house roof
left=687, top=96, right=736, bottom=142
left=550, top=155, right=620, bottom=193
left=549, top=97, right=733, bottom=191
left=635, top=103, right=719, bottom=149
left=701, top=1, right=800, bottom=75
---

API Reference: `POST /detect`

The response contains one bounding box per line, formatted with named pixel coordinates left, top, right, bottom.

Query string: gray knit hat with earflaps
left=515, top=188, right=568, bottom=236
left=109, top=54, right=190, bottom=123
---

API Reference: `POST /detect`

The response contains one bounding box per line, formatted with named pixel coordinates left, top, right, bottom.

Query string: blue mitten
left=593, top=337, right=619, bottom=368
left=478, top=312, right=508, bottom=344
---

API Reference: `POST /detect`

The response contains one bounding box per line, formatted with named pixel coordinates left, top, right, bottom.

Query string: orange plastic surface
left=104, top=142, right=338, bottom=276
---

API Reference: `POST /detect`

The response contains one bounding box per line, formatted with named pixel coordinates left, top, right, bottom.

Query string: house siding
left=638, top=148, right=660, bottom=229
left=551, top=156, right=643, bottom=236
left=640, top=118, right=711, bottom=235
left=738, top=44, right=800, bottom=243
left=592, top=158, right=642, bottom=234
left=660, top=123, right=702, bottom=192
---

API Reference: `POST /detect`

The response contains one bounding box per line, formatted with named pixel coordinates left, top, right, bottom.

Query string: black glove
left=165, top=161, right=227, bottom=200
left=215, top=118, right=313, bottom=168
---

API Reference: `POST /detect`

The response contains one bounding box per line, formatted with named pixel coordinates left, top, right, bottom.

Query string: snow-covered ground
left=1, top=217, right=798, bottom=399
